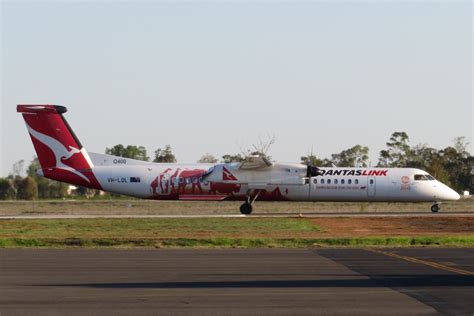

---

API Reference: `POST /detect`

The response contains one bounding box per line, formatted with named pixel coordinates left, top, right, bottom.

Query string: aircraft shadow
left=44, top=275, right=473, bottom=289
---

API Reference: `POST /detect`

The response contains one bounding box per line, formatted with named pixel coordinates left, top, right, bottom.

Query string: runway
left=1, top=212, right=473, bottom=219
left=1, top=248, right=473, bottom=315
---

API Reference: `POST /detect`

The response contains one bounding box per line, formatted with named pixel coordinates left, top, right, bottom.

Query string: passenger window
left=370, top=179, right=374, bottom=185
left=321, top=179, right=325, bottom=184
left=327, top=179, right=331, bottom=184
left=348, top=179, right=352, bottom=184
left=355, top=179, right=359, bottom=184
left=341, top=179, right=345, bottom=184
left=313, top=178, right=317, bottom=184
left=334, top=179, right=338, bottom=184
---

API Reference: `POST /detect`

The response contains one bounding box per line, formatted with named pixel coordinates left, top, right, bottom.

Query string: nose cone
left=437, top=183, right=461, bottom=201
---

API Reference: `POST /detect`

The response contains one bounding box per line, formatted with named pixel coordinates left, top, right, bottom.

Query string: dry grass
left=0, top=198, right=472, bottom=216
left=311, top=216, right=474, bottom=237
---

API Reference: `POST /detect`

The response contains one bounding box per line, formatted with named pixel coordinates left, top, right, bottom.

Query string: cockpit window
left=414, top=174, right=428, bottom=181
left=414, top=174, right=434, bottom=181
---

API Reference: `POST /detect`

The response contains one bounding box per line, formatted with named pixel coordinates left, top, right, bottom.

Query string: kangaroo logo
left=26, top=124, right=90, bottom=183
left=222, top=166, right=238, bottom=181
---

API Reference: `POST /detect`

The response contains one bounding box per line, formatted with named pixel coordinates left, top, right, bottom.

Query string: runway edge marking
left=367, top=248, right=474, bottom=276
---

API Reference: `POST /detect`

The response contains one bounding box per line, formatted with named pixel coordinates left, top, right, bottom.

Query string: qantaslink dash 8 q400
left=17, top=104, right=460, bottom=214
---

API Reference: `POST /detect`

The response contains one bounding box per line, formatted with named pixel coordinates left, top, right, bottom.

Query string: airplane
left=17, top=104, right=460, bottom=214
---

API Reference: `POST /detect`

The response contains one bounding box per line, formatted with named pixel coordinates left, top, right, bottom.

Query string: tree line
left=0, top=132, right=472, bottom=200
left=300, top=133, right=472, bottom=191
left=0, top=158, right=69, bottom=200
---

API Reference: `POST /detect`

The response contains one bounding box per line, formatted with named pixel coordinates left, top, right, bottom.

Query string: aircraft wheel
left=240, top=202, right=253, bottom=215
left=431, top=204, right=440, bottom=213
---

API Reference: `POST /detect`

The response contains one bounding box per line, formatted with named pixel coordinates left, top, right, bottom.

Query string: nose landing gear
left=431, top=203, right=440, bottom=213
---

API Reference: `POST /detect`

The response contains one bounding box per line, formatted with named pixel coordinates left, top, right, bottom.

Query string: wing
left=238, top=155, right=272, bottom=169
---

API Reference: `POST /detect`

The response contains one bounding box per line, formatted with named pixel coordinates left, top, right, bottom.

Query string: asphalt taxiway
left=1, top=248, right=473, bottom=315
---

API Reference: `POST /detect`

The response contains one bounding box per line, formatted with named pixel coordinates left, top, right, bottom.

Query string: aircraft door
left=367, top=177, right=376, bottom=197
left=308, top=177, right=320, bottom=200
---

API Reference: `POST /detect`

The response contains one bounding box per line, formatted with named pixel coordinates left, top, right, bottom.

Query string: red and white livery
left=18, top=105, right=460, bottom=214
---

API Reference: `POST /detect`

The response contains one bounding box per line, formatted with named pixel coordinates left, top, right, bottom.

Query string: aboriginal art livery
left=17, top=105, right=460, bottom=214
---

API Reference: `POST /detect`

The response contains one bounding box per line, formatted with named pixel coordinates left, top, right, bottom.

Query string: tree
left=0, top=178, right=15, bottom=200
left=153, top=145, right=177, bottom=163
left=106, top=144, right=149, bottom=161
left=300, top=155, right=332, bottom=167
left=377, top=132, right=412, bottom=167
left=453, top=136, right=470, bottom=158
left=300, top=146, right=332, bottom=167
left=16, top=176, right=38, bottom=200
left=405, top=144, right=437, bottom=170
left=8, top=175, right=23, bottom=200
left=449, top=136, right=472, bottom=191
left=330, top=145, right=369, bottom=167
left=198, top=153, right=218, bottom=163
left=26, top=157, right=40, bottom=178
left=221, top=154, right=245, bottom=163
left=388, top=136, right=473, bottom=190
left=74, top=186, right=100, bottom=199
left=26, top=157, right=69, bottom=199
left=227, top=134, right=276, bottom=163
left=427, top=155, right=451, bottom=186
left=0, top=179, right=10, bottom=200
left=438, top=142, right=472, bottom=191
left=48, top=181, right=69, bottom=198
left=301, top=154, right=322, bottom=166
left=246, top=134, right=275, bottom=162
left=11, top=160, right=25, bottom=177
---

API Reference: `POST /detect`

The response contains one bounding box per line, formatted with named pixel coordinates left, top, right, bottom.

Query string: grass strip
left=0, top=218, right=321, bottom=239
left=0, top=236, right=473, bottom=248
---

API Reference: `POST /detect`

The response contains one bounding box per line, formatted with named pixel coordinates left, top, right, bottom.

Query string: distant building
left=67, top=185, right=77, bottom=195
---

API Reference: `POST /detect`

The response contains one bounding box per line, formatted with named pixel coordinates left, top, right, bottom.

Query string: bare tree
left=198, top=153, right=218, bottom=163
left=11, top=160, right=25, bottom=177
left=239, top=133, right=276, bottom=161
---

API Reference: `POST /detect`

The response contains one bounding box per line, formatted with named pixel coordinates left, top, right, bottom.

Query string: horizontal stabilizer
left=17, top=104, right=67, bottom=114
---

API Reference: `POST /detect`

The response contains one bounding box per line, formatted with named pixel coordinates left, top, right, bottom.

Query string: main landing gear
left=240, top=202, right=253, bottom=215
left=240, top=190, right=261, bottom=215
left=431, top=203, right=441, bottom=213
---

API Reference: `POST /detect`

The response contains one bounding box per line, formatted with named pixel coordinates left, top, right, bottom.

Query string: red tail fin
left=17, top=105, right=102, bottom=189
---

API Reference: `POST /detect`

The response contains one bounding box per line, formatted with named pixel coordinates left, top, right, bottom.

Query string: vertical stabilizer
left=17, top=105, right=102, bottom=189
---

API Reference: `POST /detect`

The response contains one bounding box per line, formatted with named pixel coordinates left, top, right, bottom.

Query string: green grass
left=0, top=236, right=473, bottom=248
left=0, top=218, right=321, bottom=239
left=0, top=218, right=472, bottom=249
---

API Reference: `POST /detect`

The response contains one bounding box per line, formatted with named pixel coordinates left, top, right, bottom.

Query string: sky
left=1, top=1, right=472, bottom=176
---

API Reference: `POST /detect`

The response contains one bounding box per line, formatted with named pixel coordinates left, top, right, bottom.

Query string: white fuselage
left=86, top=153, right=460, bottom=203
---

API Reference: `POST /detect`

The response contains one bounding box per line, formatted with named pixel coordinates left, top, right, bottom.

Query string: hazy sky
left=1, top=1, right=472, bottom=176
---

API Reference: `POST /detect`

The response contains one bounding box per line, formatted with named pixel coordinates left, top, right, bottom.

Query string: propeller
left=304, top=146, right=323, bottom=177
